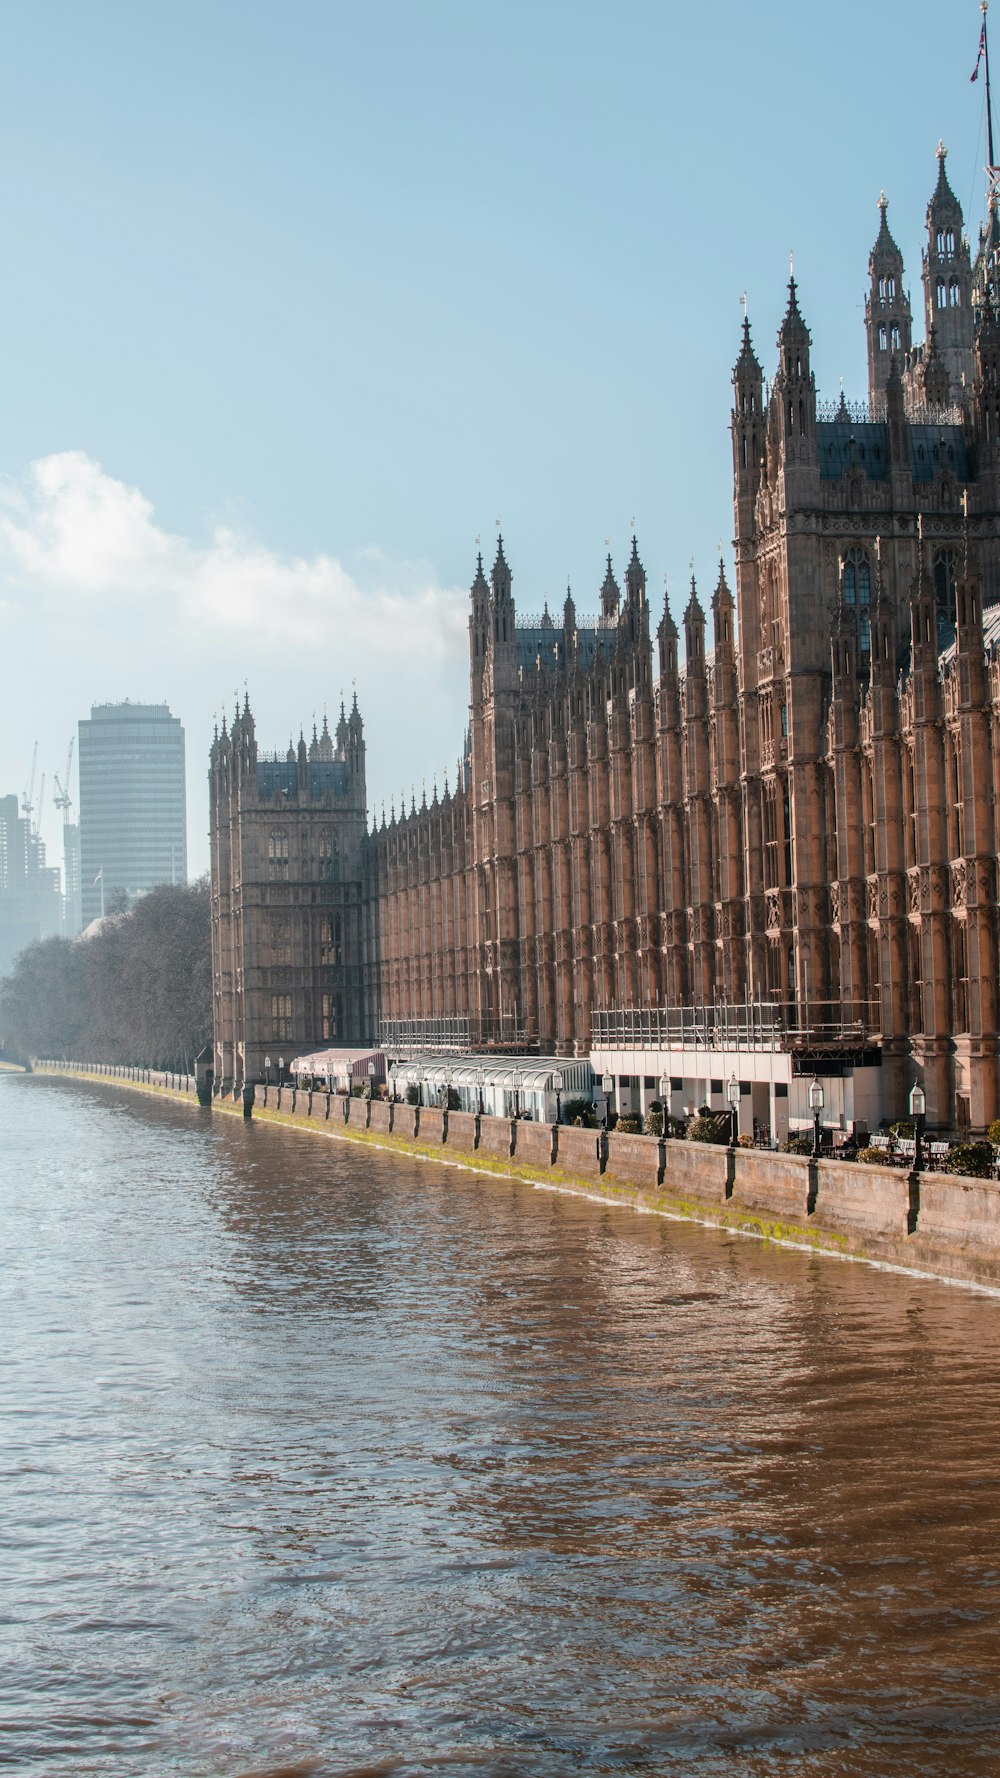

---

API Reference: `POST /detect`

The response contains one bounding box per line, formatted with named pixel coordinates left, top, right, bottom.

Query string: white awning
left=389, top=1054, right=593, bottom=1092
left=290, top=1048, right=384, bottom=1077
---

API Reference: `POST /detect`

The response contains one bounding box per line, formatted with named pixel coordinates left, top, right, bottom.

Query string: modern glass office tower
left=78, top=702, right=187, bottom=927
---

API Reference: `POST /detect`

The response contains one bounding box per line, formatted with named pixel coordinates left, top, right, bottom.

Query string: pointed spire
left=625, top=534, right=646, bottom=602
left=711, top=556, right=734, bottom=654
left=929, top=140, right=960, bottom=220
left=778, top=275, right=810, bottom=347
left=734, top=312, right=761, bottom=377
left=491, top=532, right=512, bottom=603
left=684, top=573, right=703, bottom=621
left=541, top=599, right=553, bottom=627
left=563, top=581, right=576, bottom=632
left=658, top=575, right=678, bottom=640
left=471, top=550, right=489, bottom=599
left=871, top=190, right=903, bottom=264
left=600, top=553, right=620, bottom=621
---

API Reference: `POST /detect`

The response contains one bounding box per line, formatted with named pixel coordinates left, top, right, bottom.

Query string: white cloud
left=0, top=451, right=472, bottom=874
left=0, top=449, right=467, bottom=656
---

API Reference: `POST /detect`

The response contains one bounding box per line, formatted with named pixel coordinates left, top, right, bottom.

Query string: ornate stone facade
left=210, top=702, right=371, bottom=1088
left=212, top=147, right=1000, bottom=1131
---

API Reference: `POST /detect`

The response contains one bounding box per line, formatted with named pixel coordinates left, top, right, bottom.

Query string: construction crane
left=34, top=775, right=45, bottom=841
left=21, top=741, right=38, bottom=823
left=53, top=737, right=74, bottom=823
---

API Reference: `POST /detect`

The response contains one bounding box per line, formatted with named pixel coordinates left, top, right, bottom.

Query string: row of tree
left=0, top=880, right=212, bottom=1069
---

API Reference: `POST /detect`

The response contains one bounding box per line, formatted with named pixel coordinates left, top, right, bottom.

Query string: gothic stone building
left=211, top=703, right=370, bottom=1088
left=212, top=146, right=1000, bottom=1132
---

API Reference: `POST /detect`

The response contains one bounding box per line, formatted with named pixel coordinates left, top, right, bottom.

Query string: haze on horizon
left=0, top=0, right=990, bottom=876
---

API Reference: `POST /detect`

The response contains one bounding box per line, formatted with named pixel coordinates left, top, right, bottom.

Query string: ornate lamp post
left=278, top=1055, right=285, bottom=1087
left=366, top=1060, right=375, bottom=1101
left=443, top=1065, right=453, bottom=1110
left=602, top=1073, right=614, bottom=1131
left=809, top=1077, right=824, bottom=1158
left=476, top=1065, right=485, bottom=1117
left=909, top=1082, right=926, bottom=1173
left=388, top=1069, right=397, bottom=1103
left=511, top=1068, right=523, bottom=1120
left=264, top=1054, right=272, bottom=1087
left=552, top=1069, right=563, bottom=1124
left=727, top=1073, right=740, bottom=1147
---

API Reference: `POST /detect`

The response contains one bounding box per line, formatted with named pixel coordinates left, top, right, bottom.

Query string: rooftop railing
left=591, top=1002, right=875, bottom=1055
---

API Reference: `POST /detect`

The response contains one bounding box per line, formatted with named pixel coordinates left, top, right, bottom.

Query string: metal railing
left=380, top=1015, right=533, bottom=1055
left=591, top=1001, right=874, bottom=1055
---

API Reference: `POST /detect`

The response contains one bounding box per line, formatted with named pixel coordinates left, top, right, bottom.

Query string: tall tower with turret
left=865, top=195, right=913, bottom=405
left=922, top=144, right=975, bottom=400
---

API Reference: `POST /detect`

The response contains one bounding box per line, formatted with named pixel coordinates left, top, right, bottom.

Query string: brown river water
left=2, top=1072, right=1000, bottom=1777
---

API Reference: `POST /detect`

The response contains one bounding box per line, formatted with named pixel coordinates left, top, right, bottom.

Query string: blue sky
left=0, top=0, right=994, bottom=874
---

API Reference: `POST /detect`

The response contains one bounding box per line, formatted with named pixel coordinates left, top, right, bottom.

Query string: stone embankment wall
left=29, top=1061, right=1000, bottom=1291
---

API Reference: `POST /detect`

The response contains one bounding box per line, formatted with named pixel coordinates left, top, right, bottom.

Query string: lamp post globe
left=808, top=1077, right=825, bottom=1158
left=727, top=1073, right=740, bottom=1147
left=909, top=1081, right=926, bottom=1172
left=552, top=1069, right=563, bottom=1125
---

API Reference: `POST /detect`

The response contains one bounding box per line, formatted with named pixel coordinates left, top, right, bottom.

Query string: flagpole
left=985, top=2, right=996, bottom=173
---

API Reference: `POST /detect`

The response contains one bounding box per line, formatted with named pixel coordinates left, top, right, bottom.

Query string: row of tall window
left=267, top=828, right=341, bottom=880
left=270, top=990, right=346, bottom=1043
left=839, top=547, right=957, bottom=652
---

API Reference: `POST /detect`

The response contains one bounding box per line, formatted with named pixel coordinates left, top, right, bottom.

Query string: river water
left=3, top=1075, right=1000, bottom=1777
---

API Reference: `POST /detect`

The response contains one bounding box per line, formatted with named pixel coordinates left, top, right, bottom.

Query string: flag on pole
left=972, top=22, right=987, bottom=80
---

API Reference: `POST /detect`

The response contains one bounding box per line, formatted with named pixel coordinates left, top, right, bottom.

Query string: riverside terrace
left=27, top=1060, right=1000, bottom=1291
left=291, top=1047, right=594, bottom=1125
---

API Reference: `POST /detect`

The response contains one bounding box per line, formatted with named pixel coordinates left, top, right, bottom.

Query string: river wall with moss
left=25, top=1060, right=1000, bottom=1292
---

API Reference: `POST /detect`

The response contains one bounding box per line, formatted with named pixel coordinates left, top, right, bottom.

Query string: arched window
left=933, top=548, right=957, bottom=646
left=949, top=280, right=961, bottom=307
left=878, top=276, right=887, bottom=301
left=318, top=829, right=340, bottom=880
left=887, top=275, right=896, bottom=300
left=268, top=829, right=289, bottom=880
left=936, top=279, right=947, bottom=310
left=842, top=549, right=872, bottom=653
left=890, top=322, right=900, bottom=351
left=878, top=324, right=888, bottom=351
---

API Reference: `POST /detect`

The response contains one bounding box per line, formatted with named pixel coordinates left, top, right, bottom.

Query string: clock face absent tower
left=211, top=144, right=1000, bottom=1135
left=730, top=149, right=1000, bottom=1131
left=210, top=698, right=371, bottom=1090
